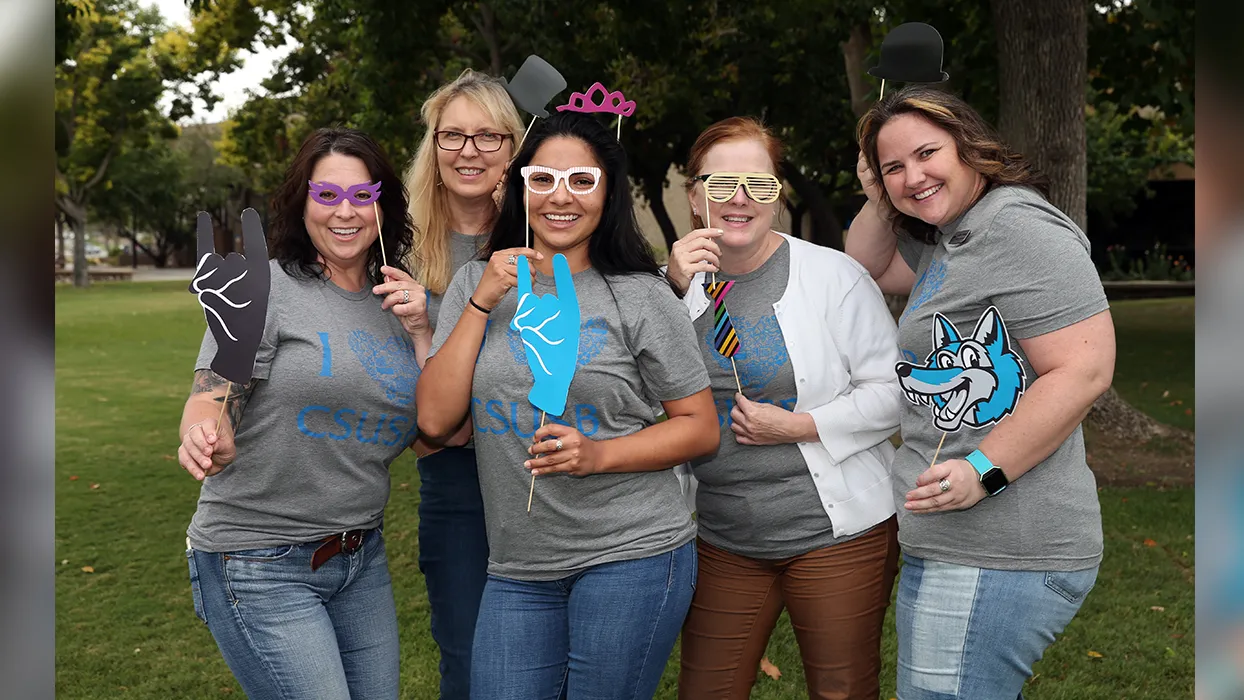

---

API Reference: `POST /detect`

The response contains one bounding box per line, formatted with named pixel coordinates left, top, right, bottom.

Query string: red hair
left=684, top=117, right=785, bottom=229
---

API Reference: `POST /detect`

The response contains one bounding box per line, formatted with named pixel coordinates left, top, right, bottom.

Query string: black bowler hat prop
left=868, top=22, right=950, bottom=84
left=503, top=55, right=567, bottom=119
left=189, top=209, right=270, bottom=387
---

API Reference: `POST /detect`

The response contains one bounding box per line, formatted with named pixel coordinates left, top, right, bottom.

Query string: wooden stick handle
left=929, top=431, right=947, bottom=469
left=528, top=411, right=546, bottom=513
left=519, top=116, right=536, bottom=148
left=214, top=383, right=231, bottom=434
left=731, top=357, right=742, bottom=395
left=373, top=202, right=388, bottom=270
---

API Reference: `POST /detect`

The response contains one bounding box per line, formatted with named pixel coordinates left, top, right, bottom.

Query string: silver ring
left=555, top=439, right=563, bottom=452
left=402, top=289, right=410, bottom=303
left=939, top=478, right=951, bottom=493
left=506, top=254, right=517, bottom=265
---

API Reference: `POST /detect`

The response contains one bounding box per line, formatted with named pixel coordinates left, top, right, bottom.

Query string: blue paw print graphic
left=507, top=316, right=608, bottom=367
left=348, top=330, right=420, bottom=406
left=901, top=258, right=947, bottom=322
left=706, top=314, right=787, bottom=392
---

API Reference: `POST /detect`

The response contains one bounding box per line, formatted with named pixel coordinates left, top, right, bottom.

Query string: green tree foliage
left=1089, top=0, right=1194, bottom=136
left=1086, top=93, right=1193, bottom=227
left=93, top=124, right=246, bottom=267
left=208, top=0, right=1193, bottom=253
left=55, top=0, right=243, bottom=286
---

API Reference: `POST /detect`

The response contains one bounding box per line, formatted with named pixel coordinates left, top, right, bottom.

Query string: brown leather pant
left=678, top=517, right=899, bottom=699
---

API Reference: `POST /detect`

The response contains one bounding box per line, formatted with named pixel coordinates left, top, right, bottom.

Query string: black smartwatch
left=966, top=449, right=1009, bottom=496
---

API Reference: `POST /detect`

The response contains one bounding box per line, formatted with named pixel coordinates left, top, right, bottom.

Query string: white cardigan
left=674, top=232, right=902, bottom=538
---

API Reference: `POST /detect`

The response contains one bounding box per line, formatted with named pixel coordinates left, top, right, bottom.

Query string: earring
left=692, top=207, right=699, bottom=217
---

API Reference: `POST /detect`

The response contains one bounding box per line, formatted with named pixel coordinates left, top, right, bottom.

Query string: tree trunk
left=787, top=200, right=807, bottom=240
left=1085, top=386, right=1190, bottom=443
left=643, top=178, right=679, bottom=252
left=780, top=163, right=842, bottom=250
left=129, top=230, right=158, bottom=268
left=474, top=3, right=503, bottom=76
left=992, top=0, right=1087, bottom=230
left=841, top=21, right=874, bottom=120
left=59, top=196, right=90, bottom=288
left=56, top=214, right=66, bottom=268
left=992, top=0, right=1163, bottom=440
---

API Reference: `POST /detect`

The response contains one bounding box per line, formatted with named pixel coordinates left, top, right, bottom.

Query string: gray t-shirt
left=430, top=262, right=709, bottom=580
left=690, top=241, right=852, bottom=559
left=187, top=259, right=420, bottom=552
left=427, top=231, right=488, bottom=331
left=893, top=185, right=1108, bottom=571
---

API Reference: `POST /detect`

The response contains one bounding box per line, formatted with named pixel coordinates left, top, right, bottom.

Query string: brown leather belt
left=310, top=529, right=370, bottom=571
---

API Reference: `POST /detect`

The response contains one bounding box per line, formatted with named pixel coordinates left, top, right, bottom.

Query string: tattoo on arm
left=190, top=370, right=257, bottom=432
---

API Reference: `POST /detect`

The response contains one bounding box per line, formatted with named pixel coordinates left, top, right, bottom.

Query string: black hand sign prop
left=189, top=209, right=271, bottom=385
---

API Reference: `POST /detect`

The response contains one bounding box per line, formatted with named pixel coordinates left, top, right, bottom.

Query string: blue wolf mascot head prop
left=896, top=306, right=1026, bottom=432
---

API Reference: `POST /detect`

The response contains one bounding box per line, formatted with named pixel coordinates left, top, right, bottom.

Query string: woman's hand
left=525, top=423, right=603, bottom=477
left=857, top=150, right=883, bottom=206
left=667, top=228, right=722, bottom=295
left=729, top=393, right=814, bottom=446
left=904, top=459, right=986, bottom=513
left=374, top=266, right=430, bottom=338
left=473, top=248, right=542, bottom=311
left=178, top=419, right=237, bottom=481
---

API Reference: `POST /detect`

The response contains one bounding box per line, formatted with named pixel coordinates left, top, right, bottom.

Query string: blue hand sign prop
left=510, top=254, right=581, bottom=417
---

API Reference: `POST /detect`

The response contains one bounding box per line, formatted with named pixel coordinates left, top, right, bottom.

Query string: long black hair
left=485, top=112, right=669, bottom=288
left=270, top=127, right=414, bottom=284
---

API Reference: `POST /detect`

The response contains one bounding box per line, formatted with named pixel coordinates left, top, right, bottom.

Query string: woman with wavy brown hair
left=177, top=127, right=425, bottom=700
left=846, top=85, right=1116, bottom=699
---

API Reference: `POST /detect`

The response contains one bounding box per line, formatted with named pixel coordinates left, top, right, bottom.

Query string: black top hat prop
left=503, top=55, right=567, bottom=119
left=868, top=22, right=949, bottom=97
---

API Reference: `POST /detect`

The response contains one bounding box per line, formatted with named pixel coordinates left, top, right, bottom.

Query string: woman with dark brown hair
left=847, top=85, right=1115, bottom=699
left=176, top=127, right=424, bottom=700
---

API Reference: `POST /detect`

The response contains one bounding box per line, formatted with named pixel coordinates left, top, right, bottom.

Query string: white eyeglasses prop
left=519, top=166, right=602, bottom=196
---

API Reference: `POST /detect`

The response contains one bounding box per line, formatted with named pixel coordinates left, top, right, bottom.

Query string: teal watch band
left=966, top=449, right=1008, bottom=495
left=965, top=449, right=993, bottom=476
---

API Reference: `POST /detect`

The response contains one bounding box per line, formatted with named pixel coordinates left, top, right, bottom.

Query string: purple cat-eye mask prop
left=308, top=180, right=383, bottom=207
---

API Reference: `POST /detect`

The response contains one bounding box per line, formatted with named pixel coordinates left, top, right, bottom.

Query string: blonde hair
left=403, top=69, right=524, bottom=294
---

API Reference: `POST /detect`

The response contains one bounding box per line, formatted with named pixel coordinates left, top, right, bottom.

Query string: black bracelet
left=468, top=297, right=492, bottom=315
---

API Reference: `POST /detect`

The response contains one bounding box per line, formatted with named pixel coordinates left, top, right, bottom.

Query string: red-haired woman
left=667, top=116, right=903, bottom=700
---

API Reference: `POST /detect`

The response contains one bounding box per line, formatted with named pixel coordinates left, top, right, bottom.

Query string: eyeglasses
left=693, top=172, right=783, bottom=204
left=434, top=130, right=512, bottom=153
left=519, top=166, right=602, bottom=196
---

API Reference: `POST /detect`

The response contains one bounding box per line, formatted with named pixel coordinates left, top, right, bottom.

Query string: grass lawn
left=56, top=284, right=1193, bottom=698
left=1107, top=297, right=1195, bottom=432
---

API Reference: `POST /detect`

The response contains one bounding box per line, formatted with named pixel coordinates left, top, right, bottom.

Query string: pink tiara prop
left=556, top=82, right=636, bottom=117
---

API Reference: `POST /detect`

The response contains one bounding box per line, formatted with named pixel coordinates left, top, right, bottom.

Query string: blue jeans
left=418, top=446, right=491, bottom=699
left=895, top=554, right=1098, bottom=700
left=187, top=529, right=399, bottom=700
left=471, top=539, right=697, bottom=700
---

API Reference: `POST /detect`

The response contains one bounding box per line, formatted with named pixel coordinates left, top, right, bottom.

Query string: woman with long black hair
left=416, top=111, right=718, bottom=699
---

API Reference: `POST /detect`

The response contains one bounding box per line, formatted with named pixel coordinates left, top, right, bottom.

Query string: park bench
left=55, top=267, right=135, bottom=283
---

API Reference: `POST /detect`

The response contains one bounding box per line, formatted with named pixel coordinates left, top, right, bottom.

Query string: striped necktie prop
left=704, top=278, right=743, bottom=394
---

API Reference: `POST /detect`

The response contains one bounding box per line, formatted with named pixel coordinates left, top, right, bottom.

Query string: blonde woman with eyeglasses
left=401, top=68, right=524, bottom=700
left=667, top=117, right=904, bottom=700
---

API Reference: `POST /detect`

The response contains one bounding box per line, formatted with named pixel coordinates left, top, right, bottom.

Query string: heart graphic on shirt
left=705, top=314, right=787, bottom=392
left=901, top=258, right=947, bottom=322
left=506, top=316, right=609, bottom=368
left=347, top=330, right=421, bottom=406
